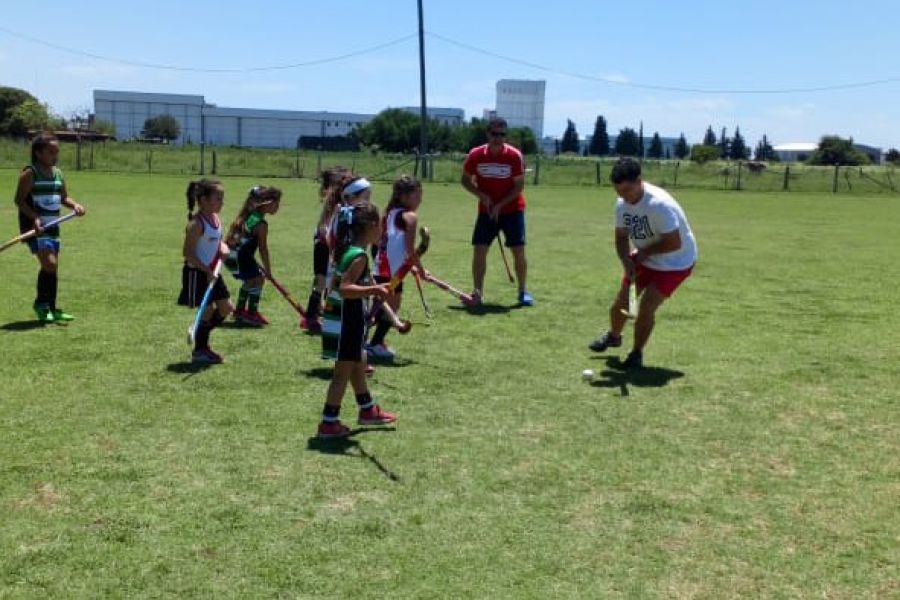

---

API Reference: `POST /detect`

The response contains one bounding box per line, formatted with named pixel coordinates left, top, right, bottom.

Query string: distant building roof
left=773, top=143, right=817, bottom=152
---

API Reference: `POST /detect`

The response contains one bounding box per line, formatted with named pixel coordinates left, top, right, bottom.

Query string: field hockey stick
left=187, top=259, right=224, bottom=345
left=0, top=212, right=78, bottom=253
left=495, top=226, right=515, bottom=284
left=368, top=226, right=430, bottom=324
left=620, top=278, right=638, bottom=319
left=420, top=271, right=474, bottom=304
left=411, top=268, right=433, bottom=320
left=378, top=296, right=412, bottom=334
left=260, top=266, right=307, bottom=318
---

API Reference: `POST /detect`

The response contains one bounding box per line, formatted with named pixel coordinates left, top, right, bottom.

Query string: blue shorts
left=27, top=237, right=61, bottom=254
left=472, top=211, right=526, bottom=247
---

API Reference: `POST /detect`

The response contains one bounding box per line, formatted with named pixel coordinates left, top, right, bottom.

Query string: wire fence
left=1, top=137, right=897, bottom=195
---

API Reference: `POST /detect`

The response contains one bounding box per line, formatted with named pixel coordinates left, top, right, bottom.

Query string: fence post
left=736, top=161, right=742, bottom=191
left=211, top=150, right=217, bottom=175
left=316, top=150, right=322, bottom=179
left=428, top=155, right=434, bottom=182
left=199, top=143, right=205, bottom=175
left=295, top=150, right=300, bottom=178
left=783, top=165, right=790, bottom=191
left=533, top=154, right=540, bottom=186
left=75, top=136, right=82, bottom=171
left=89, top=140, right=94, bottom=170
left=148, top=150, right=152, bottom=174
left=596, top=162, right=601, bottom=185
left=832, top=164, right=839, bottom=193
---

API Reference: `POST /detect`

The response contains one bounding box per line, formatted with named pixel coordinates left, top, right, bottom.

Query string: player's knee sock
left=35, top=270, right=53, bottom=307
left=238, top=285, right=252, bottom=311
left=369, top=313, right=392, bottom=346
left=48, top=271, right=58, bottom=311
left=306, top=288, right=322, bottom=320
left=322, top=403, right=341, bottom=423
left=247, top=288, right=262, bottom=313
left=355, top=392, right=374, bottom=410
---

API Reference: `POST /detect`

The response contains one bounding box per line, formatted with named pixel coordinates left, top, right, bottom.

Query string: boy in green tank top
left=13, top=133, right=86, bottom=323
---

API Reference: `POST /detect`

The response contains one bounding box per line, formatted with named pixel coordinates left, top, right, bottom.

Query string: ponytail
left=185, top=181, right=199, bottom=221
left=334, top=202, right=380, bottom=265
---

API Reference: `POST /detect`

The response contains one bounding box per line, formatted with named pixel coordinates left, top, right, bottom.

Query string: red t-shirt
left=463, top=143, right=526, bottom=215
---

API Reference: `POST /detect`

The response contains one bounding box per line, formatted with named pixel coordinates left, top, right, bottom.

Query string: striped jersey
left=18, top=164, right=64, bottom=238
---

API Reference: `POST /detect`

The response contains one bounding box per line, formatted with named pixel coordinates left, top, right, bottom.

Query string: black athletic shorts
left=183, top=265, right=230, bottom=308
left=313, top=238, right=329, bottom=277
left=337, top=298, right=367, bottom=361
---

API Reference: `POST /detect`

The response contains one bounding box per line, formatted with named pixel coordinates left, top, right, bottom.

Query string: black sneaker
left=589, top=331, right=622, bottom=353
left=622, top=350, right=643, bottom=370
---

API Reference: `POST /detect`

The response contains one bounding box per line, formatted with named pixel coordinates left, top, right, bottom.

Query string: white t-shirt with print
left=614, top=182, right=697, bottom=271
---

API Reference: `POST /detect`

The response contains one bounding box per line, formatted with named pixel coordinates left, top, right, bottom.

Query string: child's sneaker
left=518, top=291, right=534, bottom=307
left=300, top=316, right=322, bottom=334
left=622, top=350, right=643, bottom=370
left=233, top=308, right=248, bottom=321
left=33, top=303, right=54, bottom=323
left=317, top=421, right=351, bottom=439
left=51, top=308, right=75, bottom=322
left=358, top=405, right=397, bottom=426
left=366, top=343, right=395, bottom=362
left=250, top=311, right=270, bottom=325
left=589, top=331, right=622, bottom=353
left=237, top=310, right=265, bottom=327
left=191, top=348, right=224, bottom=365
left=462, top=289, right=482, bottom=307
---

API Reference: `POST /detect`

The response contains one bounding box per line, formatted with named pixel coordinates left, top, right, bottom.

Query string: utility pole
left=417, top=0, right=428, bottom=159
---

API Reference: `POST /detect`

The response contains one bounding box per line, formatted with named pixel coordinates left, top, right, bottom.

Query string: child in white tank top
left=367, top=175, right=426, bottom=361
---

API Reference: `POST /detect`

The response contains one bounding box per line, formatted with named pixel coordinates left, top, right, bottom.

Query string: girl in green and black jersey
left=225, top=185, right=282, bottom=327
left=317, top=202, right=396, bottom=439
left=13, top=133, right=86, bottom=323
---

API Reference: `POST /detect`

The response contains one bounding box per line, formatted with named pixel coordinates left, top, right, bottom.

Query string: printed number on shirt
left=477, top=164, right=512, bottom=178
left=624, top=214, right=654, bottom=240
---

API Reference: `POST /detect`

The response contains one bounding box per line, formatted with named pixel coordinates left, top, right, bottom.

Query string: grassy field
left=1, top=170, right=898, bottom=598
left=2, top=137, right=899, bottom=194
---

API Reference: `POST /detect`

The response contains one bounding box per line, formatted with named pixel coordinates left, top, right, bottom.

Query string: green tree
left=718, top=127, right=730, bottom=159
left=588, top=115, right=610, bottom=156
left=702, top=125, right=716, bottom=146
left=142, top=114, right=181, bottom=142
left=754, top=134, right=776, bottom=161
left=0, top=86, right=39, bottom=134
left=808, top=135, right=870, bottom=166
left=646, top=132, right=664, bottom=159
left=674, top=133, right=690, bottom=159
left=886, top=148, right=900, bottom=164
left=690, top=144, right=720, bottom=164
left=6, top=100, right=54, bottom=136
left=729, top=127, right=748, bottom=160
left=92, top=119, right=117, bottom=136
left=614, top=127, right=640, bottom=156
left=560, top=119, right=580, bottom=153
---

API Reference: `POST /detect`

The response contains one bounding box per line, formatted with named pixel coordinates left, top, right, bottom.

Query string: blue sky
left=2, top=0, right=898, bottom=148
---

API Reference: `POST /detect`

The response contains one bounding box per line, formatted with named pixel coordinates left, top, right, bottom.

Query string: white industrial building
left=772, top=142, right=817, bottom=163
left=93, top=90, right=465, bottom=149
left=494, top=79, right=545, bottom=139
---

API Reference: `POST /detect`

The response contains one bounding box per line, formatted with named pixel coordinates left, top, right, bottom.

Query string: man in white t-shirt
left=589, top=157, right=697, bottom=369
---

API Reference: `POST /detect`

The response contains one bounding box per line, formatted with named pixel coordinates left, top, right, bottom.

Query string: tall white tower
left=495, top=79, right=545, bottom=139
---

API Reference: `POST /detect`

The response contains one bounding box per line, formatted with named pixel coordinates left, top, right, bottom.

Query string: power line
left=0, top=26, right=417, bottom=73
left=427, top=31, right=900, bottom=95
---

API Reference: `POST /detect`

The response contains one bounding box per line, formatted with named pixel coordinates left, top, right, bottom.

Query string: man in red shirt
left=460, top=117, right=533, bottom=306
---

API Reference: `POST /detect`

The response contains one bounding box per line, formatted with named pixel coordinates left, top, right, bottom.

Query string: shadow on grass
left=447, top=302, right=513, bottom=316
left=589, top=356, right=685, bottom=397
left=1, top=320, right=50, bottom=331
left=300, top=367, right=334, bottom=381
left=307, top=427, right=400, bottom=482
left=217, top=321, right=262, bottom=330
left=165, top=361, right=214, bottom=381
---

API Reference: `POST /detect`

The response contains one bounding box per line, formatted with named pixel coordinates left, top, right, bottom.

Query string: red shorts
left=622, top=263, right=693, bottom=298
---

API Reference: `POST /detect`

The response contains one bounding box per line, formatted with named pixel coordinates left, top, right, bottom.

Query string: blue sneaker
left=518, top=291, right=534, bottom=306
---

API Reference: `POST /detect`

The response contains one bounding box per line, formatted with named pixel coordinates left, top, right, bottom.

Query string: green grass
left=1, top=170, right=898, bottom=598
left=2, top=137, right=899, bottom=194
